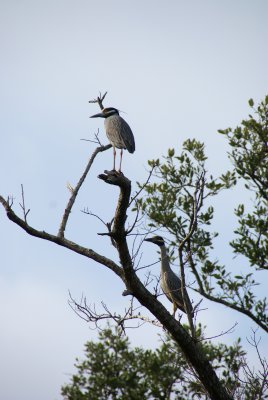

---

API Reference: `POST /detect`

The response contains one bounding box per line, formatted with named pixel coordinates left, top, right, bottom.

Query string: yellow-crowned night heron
left=90, top=107, right=135, bottom=172
left=145, top=236, right=193, bottom=317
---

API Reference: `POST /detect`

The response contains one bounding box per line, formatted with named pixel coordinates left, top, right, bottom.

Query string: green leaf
left=168, top=148, right=175, bottom=157
left=248, top=98, right=254, bottom=107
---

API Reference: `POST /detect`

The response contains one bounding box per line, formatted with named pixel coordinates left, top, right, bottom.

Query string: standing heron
left=90, top=107, right=135, bottom=172
left=144, top=236, right=194, bottom=317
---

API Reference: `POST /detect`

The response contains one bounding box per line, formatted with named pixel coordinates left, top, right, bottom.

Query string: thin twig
left=126, top=201, right=140, bottom=235
left=199, top=322, right=238, bottom=342
left=81, top=209, right=107, bottom=227
left=129, top=164, right=156, bottom=207
left=81, top=129, right=104, bottom=145
left=68, top=292, right=162, bottom=329
left=19, top=184, right=30, bottom=223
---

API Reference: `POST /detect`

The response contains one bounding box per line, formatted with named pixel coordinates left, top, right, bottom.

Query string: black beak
left=144, top=237, right=154, bottom=243
left=90, top=112, right=104, bottom=118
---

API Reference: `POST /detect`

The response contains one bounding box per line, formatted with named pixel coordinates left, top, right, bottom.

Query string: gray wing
left=161, top=270, right=193, bottom=314
left=105, top=116, right=135, bottom=153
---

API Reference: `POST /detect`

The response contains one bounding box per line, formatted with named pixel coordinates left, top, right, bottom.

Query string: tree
left=61, top=325, right=246, bottom=400
left=1, top=93, right=267, bottom=400
left=137, top=96, right=268, bottom=332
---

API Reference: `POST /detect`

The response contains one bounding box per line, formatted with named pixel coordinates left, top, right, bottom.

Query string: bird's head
left=90, top=107, right=119, bottom=119
left=144, top=236, right=165, bottom=247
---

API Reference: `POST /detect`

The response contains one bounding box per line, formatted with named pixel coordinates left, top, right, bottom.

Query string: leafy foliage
left=219, top=96, right=268, bottom=271
left=61, top=325, right=249, bottom=400
left=136, top=97, right=268, bottom=332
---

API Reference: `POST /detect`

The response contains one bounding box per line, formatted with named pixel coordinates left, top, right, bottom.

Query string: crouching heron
left=145, top=235, right=194, bottom=318
left=90, top=107, right=135, bottom=172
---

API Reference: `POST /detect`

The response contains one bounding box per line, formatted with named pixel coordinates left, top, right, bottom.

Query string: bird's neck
left=160, top=245, right=170, bottom=272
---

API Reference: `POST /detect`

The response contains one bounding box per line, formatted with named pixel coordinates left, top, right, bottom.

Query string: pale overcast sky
left=1, top=1, right=268, bottom=400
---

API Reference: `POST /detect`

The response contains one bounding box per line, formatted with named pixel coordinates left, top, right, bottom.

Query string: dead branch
left=58, top=144, right=111, bottom=238
left=125, top=201, right=141, bottom=235
left=88, top=91, right=107, bottom=110
left=0, top=194, right=123, bottom=279
left=68, top=292, right=162, bottom=331
left=81, top=208, right=107, bottom=227
left=19, top=184, right=30, bottom=223
left=198, top=322, right=238, bottom=342
left=232, top=329, right=268, bottom=399
left=128, top=163, right=156, bottom=207
left=80, top=129, right=104, bottom=146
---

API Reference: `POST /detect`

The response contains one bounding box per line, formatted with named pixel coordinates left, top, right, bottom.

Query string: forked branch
left=88, top=91, right=107, bottom=110
left=68, top=292, right=162, bottom=332
left=19, top=184, right=30, bottom=223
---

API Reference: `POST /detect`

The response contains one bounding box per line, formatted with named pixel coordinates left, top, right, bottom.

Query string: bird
left=90, top=107, right=135, bottom=172
left=144, top=235, right=194, bottom=318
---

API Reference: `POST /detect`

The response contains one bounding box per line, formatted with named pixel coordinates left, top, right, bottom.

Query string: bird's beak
left=144, top=237, right=153, bottom=243
left=90, top=112, right=105, bottom=118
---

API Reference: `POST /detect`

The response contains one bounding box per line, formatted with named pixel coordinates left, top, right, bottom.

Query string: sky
left=0, top=1, right=268, bottom=399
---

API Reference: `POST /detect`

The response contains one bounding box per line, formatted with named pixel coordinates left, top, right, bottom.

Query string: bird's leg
left=118, top=149, right=123, bottom=173
left=113, top=146, right=116, bottom=171
left=172, top=302, right=177, bottom=317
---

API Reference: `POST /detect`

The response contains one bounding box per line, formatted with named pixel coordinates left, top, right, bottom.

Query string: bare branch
left=81, top=208, right=107, bottom=227
left=0, top=195, right=123, bottom=278
left=19, top=184, right=30, bottom=223
left=199, top=322, right=238, bottom=342
left=82, top=209, right=115, bottom=249
left=81, top=129, right=105, bottom=146
left=88, top=92, right=107, bottom=110
left=58, top=144, right=111, bottom=238
left=235, top=329, right=268, bottom=399
left=126, top=201, right=140, bottom=235
left=68, top=292, right=162, bottom=331
left=129, top=164, right=156, bottom=207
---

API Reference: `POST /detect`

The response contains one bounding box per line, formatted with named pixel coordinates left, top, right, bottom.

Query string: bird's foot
left=105, top=169, right=124, bottom=176
left=98, top=170, right=131, bottom=186
left=104, top=169, right=119, bottom=175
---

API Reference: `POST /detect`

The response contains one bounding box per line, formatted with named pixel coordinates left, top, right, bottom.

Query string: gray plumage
left=90, top=107, right=135, bottom=171
left=145, top=235, right=193, bottom=317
